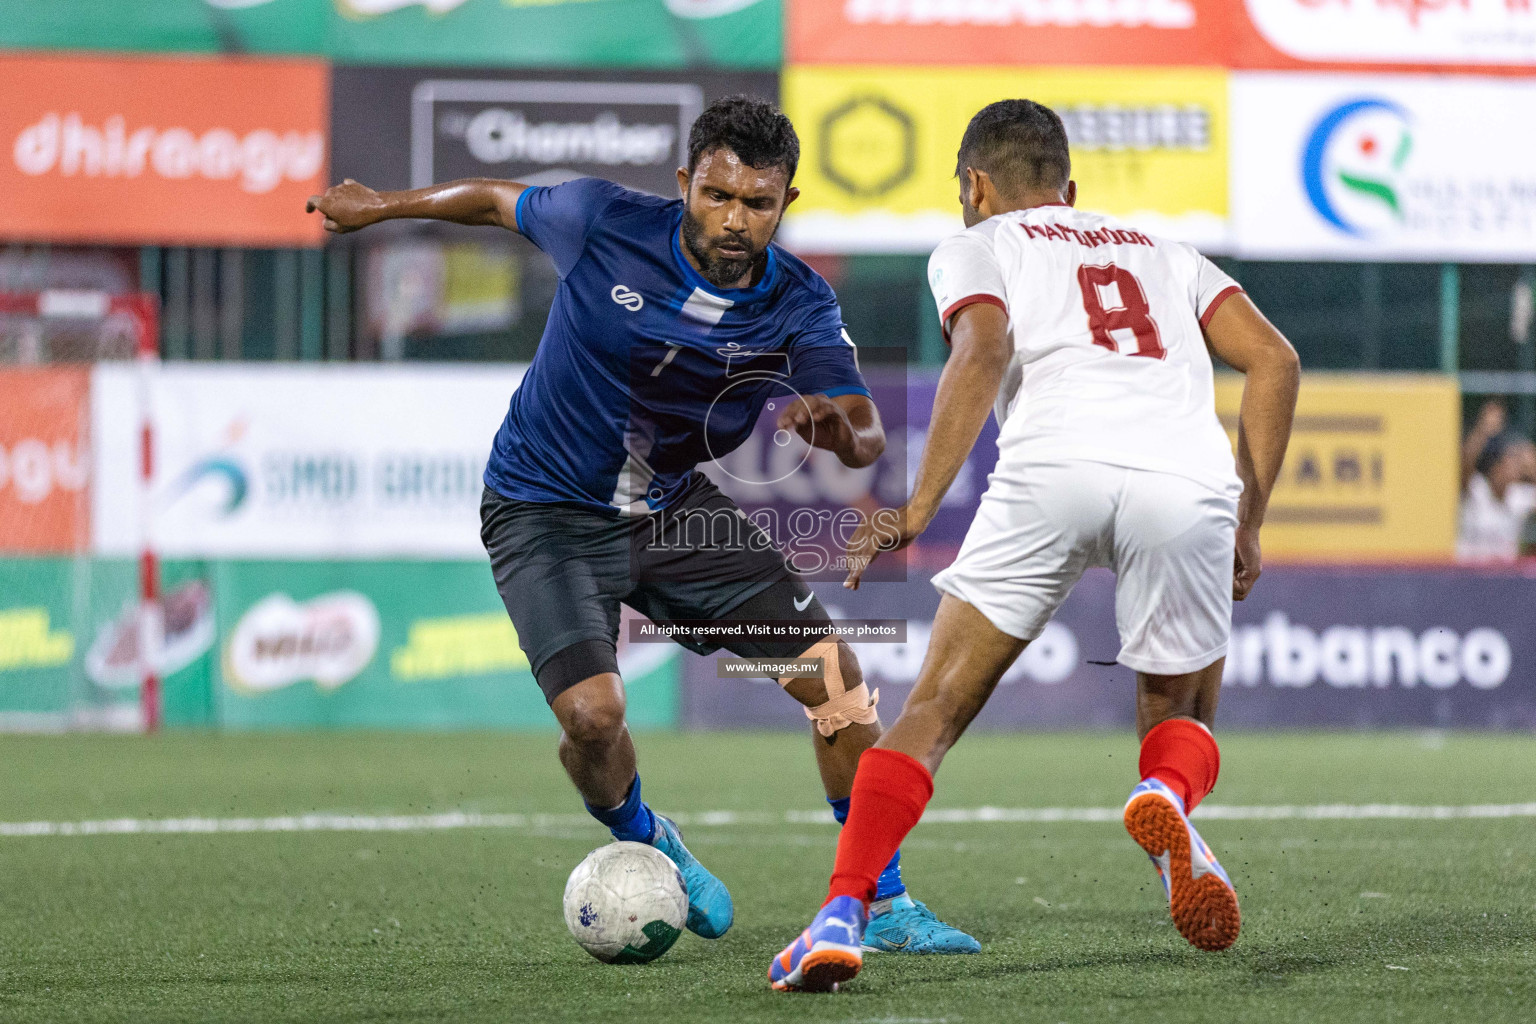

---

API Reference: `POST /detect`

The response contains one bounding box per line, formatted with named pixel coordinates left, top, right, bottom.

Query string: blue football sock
left=586, top=775, right=656, bottom=844
left=873, top=849, right=907, bottom=901
left=828, top=795, right=907, bottom=902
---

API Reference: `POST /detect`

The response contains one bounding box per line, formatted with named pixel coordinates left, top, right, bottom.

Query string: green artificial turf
left=0, top=731, right=1532, bottom=1023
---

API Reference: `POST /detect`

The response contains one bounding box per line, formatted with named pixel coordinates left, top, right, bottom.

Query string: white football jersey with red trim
left=927, top=204, right=1243, bottom=496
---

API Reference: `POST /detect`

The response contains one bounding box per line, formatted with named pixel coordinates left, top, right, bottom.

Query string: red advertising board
left=1232, top=0, right=1536, bottom=72
left=0, top=54, right=328, bottom=247
left=789, top=1, right=1536, bottom=72
left=0, top=367, right=91, bottom=553
left=789, top=0, right=1231, bottom=66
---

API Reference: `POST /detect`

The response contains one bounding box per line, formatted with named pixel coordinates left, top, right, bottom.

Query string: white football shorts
left=931, top=460, right=1238, bottom=675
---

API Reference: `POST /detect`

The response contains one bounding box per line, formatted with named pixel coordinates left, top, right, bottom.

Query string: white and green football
left=563, top=841, right=688, bottom=964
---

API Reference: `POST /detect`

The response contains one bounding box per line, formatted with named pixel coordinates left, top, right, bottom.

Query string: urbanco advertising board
left=682, top=564, right=1536, bottom=731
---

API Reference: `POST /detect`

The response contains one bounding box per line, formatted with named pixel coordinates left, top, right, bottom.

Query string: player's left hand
left=306, top=179, right=384, bottom=233
left=1233, top=524, right=1261, bottom=600
left=777, top=393, right=852, bottom=454
left=843, top=504, right=926, bottom=591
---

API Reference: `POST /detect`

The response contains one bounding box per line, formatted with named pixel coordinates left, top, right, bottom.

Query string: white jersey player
left=923, top=202, right=1246, bottom=676
left=769, top=100, right=1298, bottom=994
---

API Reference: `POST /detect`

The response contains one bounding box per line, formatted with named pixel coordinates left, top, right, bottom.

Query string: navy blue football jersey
left=483, top=177, right=869, bottom=516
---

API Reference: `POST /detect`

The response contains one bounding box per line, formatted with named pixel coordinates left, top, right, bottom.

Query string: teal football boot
left=862, top=894, right=981, bottom=954
left=650, top=815, right=734, bottom=939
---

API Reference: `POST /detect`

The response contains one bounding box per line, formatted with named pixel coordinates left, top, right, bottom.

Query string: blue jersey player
left=308, top=97, right=976, bottom=954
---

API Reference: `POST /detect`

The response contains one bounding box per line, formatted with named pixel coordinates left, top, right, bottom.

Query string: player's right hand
left=1233, top=524, right=1262, bottom=601
left=843, top=504, right=926, bottom=591
left=306, top=180, right=383, bottom=233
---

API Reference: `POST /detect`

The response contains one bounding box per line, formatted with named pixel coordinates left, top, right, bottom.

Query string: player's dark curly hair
left=955, top=99, right=1071, bottom=198
left=687, top=95, right=800, bottom=185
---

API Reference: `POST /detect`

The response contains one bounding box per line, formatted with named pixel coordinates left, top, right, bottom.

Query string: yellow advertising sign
left=1213, top=374, right=1459, bottom=562
left=390, top=612, right=528, bottom=682
left=0, top=608, right=74, bottom=672
left=783, top=65, right=1229, bottom=252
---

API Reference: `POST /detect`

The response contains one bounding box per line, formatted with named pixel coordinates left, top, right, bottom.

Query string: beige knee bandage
left=787, top=639, right=880, bottom=737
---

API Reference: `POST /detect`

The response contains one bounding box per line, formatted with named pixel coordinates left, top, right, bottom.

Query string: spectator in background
left=1459, top=400, right=1536, bottom=561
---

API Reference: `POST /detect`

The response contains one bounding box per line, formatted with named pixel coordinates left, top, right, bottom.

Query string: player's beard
left=681, top=208, right=770, bottom=290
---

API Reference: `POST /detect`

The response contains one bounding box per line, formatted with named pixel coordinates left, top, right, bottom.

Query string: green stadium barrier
left=0, top=557, right=679, bottom=731
left=0, top=0, right=781, bottom=68
left=0, top=557, right=213, bottom=727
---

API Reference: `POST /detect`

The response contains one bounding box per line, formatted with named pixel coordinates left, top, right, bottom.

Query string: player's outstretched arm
left=306, top=178, right=528, bottom=234
left=1203, top=293, right=1301, bottom=601
left=844, top=303, right=1010, bottom=589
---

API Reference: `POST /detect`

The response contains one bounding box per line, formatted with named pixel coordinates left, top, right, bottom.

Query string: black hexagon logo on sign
left=818, top=95, right=916, bottom=199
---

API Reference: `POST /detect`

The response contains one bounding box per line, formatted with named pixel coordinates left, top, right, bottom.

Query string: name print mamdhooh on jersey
left=1017, top=222, right=1153, bottom=248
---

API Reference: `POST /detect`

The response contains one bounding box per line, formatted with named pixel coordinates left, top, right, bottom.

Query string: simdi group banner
left=331, top=66, right=779, bottom=194
left=1230, top=74, right=1536, bottom=262
left=89, top=365, right=1455, bottom=562
left=683, top=564, right=1536, bottom=731
left=781, top=65, right=1228, bottom=253
left=0, top=0, right=782, bottom=69
left=0, top=54, right=328, bottom=248
left=91, top=364, right=525, bottom=558
left=88, top=364, right=968, bottom=563
left=790, top=1, right=1536, bottom=70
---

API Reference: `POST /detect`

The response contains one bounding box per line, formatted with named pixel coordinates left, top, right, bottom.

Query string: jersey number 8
left=1076, top=263, right=1166, bottom=361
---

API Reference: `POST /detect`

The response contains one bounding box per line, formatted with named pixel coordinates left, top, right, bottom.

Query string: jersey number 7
left=1076, top=264, right=1166, bottom=360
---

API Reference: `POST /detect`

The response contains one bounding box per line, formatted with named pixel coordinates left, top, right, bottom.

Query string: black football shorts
left=480, top=472, right=830, bottom=703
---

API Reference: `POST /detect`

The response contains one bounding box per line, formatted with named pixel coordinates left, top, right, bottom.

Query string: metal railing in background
left=15, top=242, right=1536, bottom=448
left=137, top=244, right=352, bottom=363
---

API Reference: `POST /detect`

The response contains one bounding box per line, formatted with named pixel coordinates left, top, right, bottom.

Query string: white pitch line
left=2, top=802, right=1535, bottom=839
left=1192, top=802, right=1536, bottom=821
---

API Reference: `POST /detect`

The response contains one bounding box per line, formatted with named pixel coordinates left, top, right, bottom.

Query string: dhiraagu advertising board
left=782, top=66, right=1229, bottom=253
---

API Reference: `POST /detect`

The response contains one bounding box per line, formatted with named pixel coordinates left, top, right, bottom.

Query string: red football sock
left=1139, top=718, right=1221, bottom=812
left=825, top=748, right=933, bottom=906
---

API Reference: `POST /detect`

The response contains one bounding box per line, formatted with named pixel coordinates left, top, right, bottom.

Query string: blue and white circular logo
left=1301, top=98, right=1414, bottom=238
